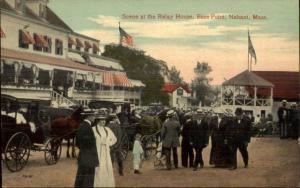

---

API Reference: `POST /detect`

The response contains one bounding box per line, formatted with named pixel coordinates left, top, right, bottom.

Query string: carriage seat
left=6, top=112, right=36, bottom=133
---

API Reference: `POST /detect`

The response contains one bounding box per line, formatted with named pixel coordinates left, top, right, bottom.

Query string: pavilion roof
left=222, top=70, right=274, bottom=87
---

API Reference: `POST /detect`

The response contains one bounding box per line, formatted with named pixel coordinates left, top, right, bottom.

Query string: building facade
left=1, top=0, right=144, bottom=108
left=163, top=83, right=194, bottom=110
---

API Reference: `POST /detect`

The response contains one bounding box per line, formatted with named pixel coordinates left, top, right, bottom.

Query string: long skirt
left=210, top=138, right=231, bottom=167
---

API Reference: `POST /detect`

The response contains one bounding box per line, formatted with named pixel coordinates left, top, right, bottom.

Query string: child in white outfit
left=132, top=133, right=144, bottom=174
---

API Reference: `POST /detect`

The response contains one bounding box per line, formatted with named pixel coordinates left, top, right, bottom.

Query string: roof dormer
left=5, top=0, right=24, bottom=12
left=23, top=0, right=48, bottom=19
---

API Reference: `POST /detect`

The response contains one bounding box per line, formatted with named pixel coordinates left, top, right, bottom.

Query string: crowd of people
left=74, top=100, right=300, bottom=187
left=277, top=100, right=300, bottom=139
left=161, top=107, right=251, bottom=171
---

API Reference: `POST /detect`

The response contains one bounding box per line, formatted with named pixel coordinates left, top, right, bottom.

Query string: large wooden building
left=0, top=0, right=144, bottom=108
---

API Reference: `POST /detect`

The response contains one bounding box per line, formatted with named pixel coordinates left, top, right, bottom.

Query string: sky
left=49, top=0, right=299, bottom=85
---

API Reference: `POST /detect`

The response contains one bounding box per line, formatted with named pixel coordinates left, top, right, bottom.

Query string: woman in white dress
left=92, top=118, right=117, bottom=187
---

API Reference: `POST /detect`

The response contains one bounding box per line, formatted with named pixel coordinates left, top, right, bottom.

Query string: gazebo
left=220, top=70, right=274, bottom=120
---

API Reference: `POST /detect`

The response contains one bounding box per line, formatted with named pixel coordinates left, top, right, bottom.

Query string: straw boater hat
left=196, top=108, right=203, bottom=114
left=167, top=110, right=175, bottom=117
left=224, top=109, right=233, bottom=117
left=184, top=111, right=192, bottom=118
left=281, top=100, right=287, bottom=104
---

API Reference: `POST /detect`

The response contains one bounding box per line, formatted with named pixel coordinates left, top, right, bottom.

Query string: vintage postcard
left=1, top=0, right=299, bottom=187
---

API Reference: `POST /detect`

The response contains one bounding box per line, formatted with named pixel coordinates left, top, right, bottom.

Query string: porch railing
left=51, top=90, right=77, bottom=108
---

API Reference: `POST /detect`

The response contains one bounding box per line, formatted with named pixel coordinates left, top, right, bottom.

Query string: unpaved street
left=2, top=137, right=300, bottom=187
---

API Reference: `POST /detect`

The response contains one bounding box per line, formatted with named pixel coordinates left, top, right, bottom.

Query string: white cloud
left=140, top=34, right=298, bottom=85
left=81, top=15, right=298, bottom=84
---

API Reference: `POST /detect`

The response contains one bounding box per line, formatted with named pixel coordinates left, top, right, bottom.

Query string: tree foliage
left=191, top=62, right=219, bottom=106
left=102, top=44, right=169, bottom=105
left=169, top=66, right=184, bottom=84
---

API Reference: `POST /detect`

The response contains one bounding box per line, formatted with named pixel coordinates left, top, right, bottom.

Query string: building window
left=33, top=33, right=43, bottom=51
left=177, top=88, right=183, bottom=96
left=19, top=30, right=29, bottom=49
left=76, top=45, right=81, bottom=51
left=55, top=39, right=63, bottom=55
left=43, top=36, right=52, bottom=53
left=15, top=0, right=24, bottom=11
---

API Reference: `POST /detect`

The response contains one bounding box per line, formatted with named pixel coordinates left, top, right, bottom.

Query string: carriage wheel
left=44, top=138, right=62, bottom=165
left=5, top=132, right=31, bottom=172
left=120, top=133, right=129, bottom=161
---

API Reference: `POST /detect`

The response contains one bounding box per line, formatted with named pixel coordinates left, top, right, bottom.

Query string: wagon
left=1, top=95, right=63, bottom=172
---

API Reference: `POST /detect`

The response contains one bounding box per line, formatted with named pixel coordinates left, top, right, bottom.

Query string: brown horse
left=50, top=106, right=83, bottom=158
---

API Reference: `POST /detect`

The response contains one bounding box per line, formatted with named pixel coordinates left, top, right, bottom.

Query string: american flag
left=119, top=25, right=133, bottom=47
left=248, top=30, right=257, bottom=64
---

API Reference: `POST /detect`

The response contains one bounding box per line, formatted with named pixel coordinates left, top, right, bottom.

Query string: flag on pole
left=248, top=30, right=257, bottom=64
left=119, top=24, right=133, bottom=47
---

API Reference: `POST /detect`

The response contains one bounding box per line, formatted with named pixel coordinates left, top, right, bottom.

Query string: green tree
left=191, top=62, right=218, bottom=106
left=169, top=66, right=183, bottom=84
left=102, top=44, right=169, bottom=105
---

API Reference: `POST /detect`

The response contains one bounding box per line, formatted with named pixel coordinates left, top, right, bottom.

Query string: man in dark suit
left=74, top=115, right=98, bottom=187
left=277, top=100, right=289, bottom=139
left=181, top=112, right=194, bottom=168
left=190, top=111, right=209, bottom=171
left=227, top=108, right=251, bottom=170
left=161, top=110, right=181, bottom=170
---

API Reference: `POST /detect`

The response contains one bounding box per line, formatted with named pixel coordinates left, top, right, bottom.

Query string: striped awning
left=102, top=72, right=114, bottom=86
left=68, top=36, right=77, bottom=46
left=84, top=41, right=92, bottom=49
left=34, top=34, right=49, bottom=48
left=76, top=38, right=84, bottom=48
left=0, top=27, right=5, bottom=38
left=93, top=43, right=100, bottom=52
left=113, top=72, right=133, bottom=87
left=21, top=30, right=35, bottom=44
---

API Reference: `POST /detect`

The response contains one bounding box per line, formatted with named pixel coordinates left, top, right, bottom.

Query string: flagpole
left=247, top=28, right=250, bottom=71
left=119, top=22, right=122, bottom=46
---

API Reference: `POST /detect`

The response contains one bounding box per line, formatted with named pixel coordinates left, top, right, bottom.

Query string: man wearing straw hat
left=161, top=110, right=181, bottom=170
left=190, top=109, right=209, bottom=171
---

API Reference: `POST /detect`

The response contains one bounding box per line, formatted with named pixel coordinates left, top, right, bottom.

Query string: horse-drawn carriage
left=1, top=95, right=63, bottom=172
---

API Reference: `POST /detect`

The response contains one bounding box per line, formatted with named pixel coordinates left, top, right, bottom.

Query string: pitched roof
left=46, top=7, right=73, bottom=32
left=0, top=0, right=15, bottom=12
left=163, top=83, right=191, bottom=93
left=223, top=70, right=274, bottom=87
left=1, top=48, right=101, bottom=72
left=0, top=0, right=72, bottom=32
left=253, top=71, right=299, bottom=100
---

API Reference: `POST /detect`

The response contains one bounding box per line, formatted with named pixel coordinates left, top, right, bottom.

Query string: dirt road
left=2, top=137, right=300, bottom=187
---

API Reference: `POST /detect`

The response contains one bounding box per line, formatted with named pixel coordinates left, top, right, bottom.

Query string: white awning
left=129, top=79, right=145, bottom=87
left=94, top=74, right=102, bottom=83
left=86, top=72, right=94, bottom=82
left=35, top=63, right=54, bottom=71
left=67, top=52, right=85, bottom=63
left=90, top=56, right=123, bottom=71
left=76, top=74, right=86, bottom=80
